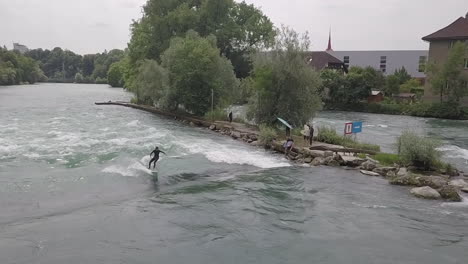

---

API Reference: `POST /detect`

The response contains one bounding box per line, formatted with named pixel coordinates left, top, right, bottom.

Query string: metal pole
left=211, top=88, right=214, bottom=122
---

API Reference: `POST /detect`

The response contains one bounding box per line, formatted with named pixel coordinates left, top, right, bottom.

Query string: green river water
left=1, top=83, right=468, bottom=264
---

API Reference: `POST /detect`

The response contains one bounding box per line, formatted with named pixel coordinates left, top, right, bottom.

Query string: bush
left=204, top=109, right=227, bottom=121
left=259, top=124, right=277, bottom=146
left=316, top=126, right=380, bottom=152
left=397, top=131, right=441, bottom=170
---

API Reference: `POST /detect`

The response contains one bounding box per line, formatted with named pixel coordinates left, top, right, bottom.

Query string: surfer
left=148, top=146, right=166, bottom=169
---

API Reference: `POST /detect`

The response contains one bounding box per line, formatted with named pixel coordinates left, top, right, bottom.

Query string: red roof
left=422, top=17, right=468, bottom=41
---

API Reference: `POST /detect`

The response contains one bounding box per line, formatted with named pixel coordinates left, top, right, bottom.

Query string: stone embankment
left=96, top=101, right=467, bottom=202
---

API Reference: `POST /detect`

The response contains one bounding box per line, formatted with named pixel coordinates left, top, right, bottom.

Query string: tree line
left=0, top=47, right=46, bottom=85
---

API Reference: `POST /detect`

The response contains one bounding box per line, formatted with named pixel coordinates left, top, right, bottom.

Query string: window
left=343, top=56, right=350, bottom=65
left=464, top=58, right=468, bottom=69
left=380, top=56, right=387, bottom=64
left=380, top=64, right=386, bottom=73
left=418, top=56, right=427, bottom=72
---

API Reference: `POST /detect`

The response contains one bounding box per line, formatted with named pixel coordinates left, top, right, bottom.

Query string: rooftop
left=422, top=15, right=468, bottom=41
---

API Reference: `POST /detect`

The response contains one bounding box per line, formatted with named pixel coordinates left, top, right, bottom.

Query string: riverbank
left=325, top=102, right=468, bottom=120
left=96, top=101, right=468, bottom=202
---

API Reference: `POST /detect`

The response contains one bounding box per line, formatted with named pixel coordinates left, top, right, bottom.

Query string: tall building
left=422, top=13, right=468, bottom=105
left=327, top=50, right=428, bottom=78
left=13, top=43, right=29, bottom=54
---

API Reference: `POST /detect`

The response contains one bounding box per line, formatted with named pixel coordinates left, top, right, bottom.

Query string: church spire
left=326, top=27, right=333, bottom=52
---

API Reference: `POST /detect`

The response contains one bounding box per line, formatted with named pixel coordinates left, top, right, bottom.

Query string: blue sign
left=352, top=121, right=363, bottom=133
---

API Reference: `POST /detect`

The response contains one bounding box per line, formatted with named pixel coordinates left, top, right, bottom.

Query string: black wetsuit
left=149, top=149, right=165, bottom=169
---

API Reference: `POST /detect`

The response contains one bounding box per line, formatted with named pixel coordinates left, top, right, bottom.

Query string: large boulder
left=311, top=157, right=324, bottom=166
left=360, top=170, right=380, bottom=176
left=324, top=151, right=334, bottom=158
left=410, top=186, right=441, bottom=200
left=438, top=185, right=462, bottom=202
left=360, top=160, right=377, bottom=171
left=342, top=156, right=366, bottom=167
left=209, top=124, right=216, bottom=130
left=417, top=176, right=448, bottom=189
left=304, top=157, right=313, bottom=163
left=230, top=131, right=241, bottom=139
left=449, top=179, right=468, bottom=189
left=397, top=167, right=408, bottom=176
left=373, top=167, right=398, bottom=177
left=389, top=175, right=421, bottom=186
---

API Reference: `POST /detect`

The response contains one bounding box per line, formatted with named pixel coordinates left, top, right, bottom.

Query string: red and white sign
left=344, top=122, right=353, bottom=135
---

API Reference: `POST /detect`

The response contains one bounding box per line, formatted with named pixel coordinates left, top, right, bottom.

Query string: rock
left=360, top=170, right=380, bottom=176
left=311, top=157, right=324, bottom=166
left=341, top=156, right=366, bottom=167
left=417, top=176, right=448, bottom=189
left=397, top=167, right=408, bottom=177
left=323, top=156, right=335, bottom=166
left=304, top=157, right=313, bottom=163
left=366, top=157, right=380, bottom=164
left=373, top=166, right=397, bottom=176
left=449, top=179, right=468, bottom=189
left=410, top=186, right=441, bottom=200
left=209, top=124, right=216, bottom=130
left=249, top=134, right=258, bottom=141
left=247, top=139, right=253, bottom=143
left=360, top=160, right=377, bottom=171
left=250, top=141, right=261, bottom=147
left=189, top=121, right=195, bottom=127
left=461, top=187, right=468, bottom=193
left=389, top=175, right=421, bottom=186
left=324, top=151, right=334, bottom=158
left=328, top=160, right=340, bottom=166
left=230, top=131, right=241, bottom=139
left=438, top=185, right=462, bottom=202
left=386, top=171, right=396, bottom=178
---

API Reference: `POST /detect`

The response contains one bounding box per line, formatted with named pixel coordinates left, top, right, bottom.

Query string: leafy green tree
left=427, top=41, right=468, bottom=103
left=400, top=79, right=422, bottom=93
left=247, top=26, right=321, bottom=127
left=128, top=0, right=274, bottom=78
left=75, top=72, right=84, bottom=83
left=320, top=69, right=346, bottom=102
left=385, top=74, right=400, bottom=95
left=133, top=60, right=170, bottom=105
left=0, top=47, right=45, bottom=85
left=393, top=67, right=411, bottom=84
left=107, top=61, right=125, bottom=87
left=160, top=31, right=239, bottom=115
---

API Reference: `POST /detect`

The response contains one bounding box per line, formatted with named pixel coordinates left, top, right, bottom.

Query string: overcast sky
left=0, top=0, right=466, bottom=54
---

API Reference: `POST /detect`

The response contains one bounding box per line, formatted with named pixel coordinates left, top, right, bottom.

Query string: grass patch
left=316, top=126, right=380, bottom=152
left=372, top=153, right=400, bottom=166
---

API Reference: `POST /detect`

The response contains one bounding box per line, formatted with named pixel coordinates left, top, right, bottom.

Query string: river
left=1, top=83, right=468, bottom=264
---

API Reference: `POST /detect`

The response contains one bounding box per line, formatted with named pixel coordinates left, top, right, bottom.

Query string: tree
left=75, top=72, right=84, bottom=83
left=393, top=67, right=411, bottom=84
left=320, top=69, right=346, bottom=102
left=385, top=74, right=400, bottom=95
left=127, top=0, right=274, bottom=78
left=400, top=78, right=422, bottom=93
left=133, top=60, right=170, bottom=105
left=107, top=61, right=125, bottom=87
left=0, top=47, right=45, bottom=85
left=247, top=26, right=321, bottom=127
left=428, top=41, right=468, bottom=103
left=160, top=31, right=239, bottom=115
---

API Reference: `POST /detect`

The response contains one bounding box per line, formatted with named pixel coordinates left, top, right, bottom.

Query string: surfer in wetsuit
left=149, top=146, right=166, bottom=169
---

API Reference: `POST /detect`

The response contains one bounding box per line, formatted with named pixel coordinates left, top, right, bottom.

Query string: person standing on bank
left=309, top=124, right=314, bottom=146
left=228, top=111, right=233, bottom=123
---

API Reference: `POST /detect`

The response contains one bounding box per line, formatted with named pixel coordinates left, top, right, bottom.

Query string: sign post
left=344, top=121, right=363, bottom=139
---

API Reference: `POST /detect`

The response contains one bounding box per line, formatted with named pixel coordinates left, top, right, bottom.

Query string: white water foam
left=175, top=138, right=290, bottom=169
left=102, top=160, right=153, bottom=177
left=437, top=145, right=468, bottom=160
left=126, top=120, right=140, bottom=127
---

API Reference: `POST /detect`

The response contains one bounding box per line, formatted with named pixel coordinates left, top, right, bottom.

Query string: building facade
left=422, top=13, right=468, bottom=105
left=328, top=50, right=428, bottom=78
left=13, top=43, right=29, bottom=54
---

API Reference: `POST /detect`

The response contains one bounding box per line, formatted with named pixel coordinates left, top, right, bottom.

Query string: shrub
left=316, top=126, right=380, bottom=152
left=259, top=124, right=277, bottom=146
left=397, top=131, right=441, bottom=170
left=204, top=109, right=228, bottom=121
